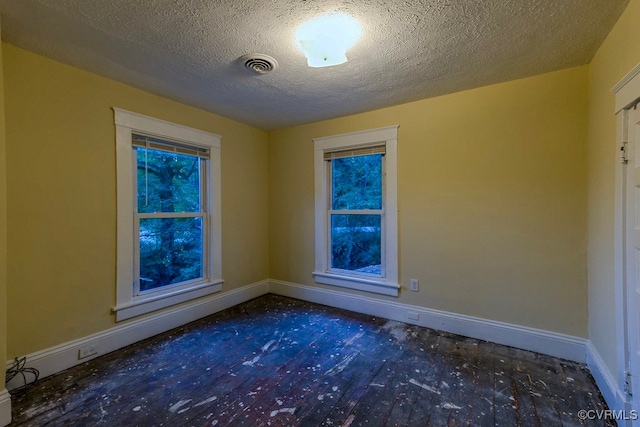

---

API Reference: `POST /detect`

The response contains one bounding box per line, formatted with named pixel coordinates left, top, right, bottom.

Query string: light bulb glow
left=295, top=13, right=361, bottom=67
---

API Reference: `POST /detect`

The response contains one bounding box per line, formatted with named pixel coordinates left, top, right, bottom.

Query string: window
left=114, top=109, right=222, bottom=321
left=313, top=126, right=399, bottom=296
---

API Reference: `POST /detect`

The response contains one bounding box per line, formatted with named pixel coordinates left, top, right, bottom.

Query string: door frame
left=612, top=63, right=640, bottom=422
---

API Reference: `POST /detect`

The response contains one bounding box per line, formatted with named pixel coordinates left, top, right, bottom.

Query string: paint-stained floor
left=9, top=294, right=613, bottom=426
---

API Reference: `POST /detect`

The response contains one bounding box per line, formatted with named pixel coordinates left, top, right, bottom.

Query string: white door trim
left=614, top=62, right=640, bottom=114
left=611, top=64, right=640, bottom=424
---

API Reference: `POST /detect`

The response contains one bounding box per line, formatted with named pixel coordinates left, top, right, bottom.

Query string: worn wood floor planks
left=9, top=294, right=613, bottom=426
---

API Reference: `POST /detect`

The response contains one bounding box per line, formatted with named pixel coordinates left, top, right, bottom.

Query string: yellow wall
left=0, top=22, right=598, bottom=362
left=269, top=66, right=589, bottom=337
left=0, top=29, right=7, bottom=387
left=587, top=0, right=640, bottom=380
left=3, top=43, right=269, bottom=357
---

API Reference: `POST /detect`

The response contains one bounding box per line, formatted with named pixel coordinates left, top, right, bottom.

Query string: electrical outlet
left=410, top=279, right=419, bottom=292
left=407, top=311, right=419, bottom=321
left=78, top=345, right=98, bottom=360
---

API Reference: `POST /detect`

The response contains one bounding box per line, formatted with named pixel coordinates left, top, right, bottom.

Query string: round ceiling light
left=295, top=13, right=362, bottom=68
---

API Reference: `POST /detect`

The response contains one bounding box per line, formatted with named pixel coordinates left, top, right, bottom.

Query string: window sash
left=327, top=212, right=385, bottom=278
left=133, top=214, right=209, bottom=296
left=135, top=146, right=206, bottom=214
left=328, top=209, right=383, bottom=215
left=132, top=144, right=210, bottom=296
left=137, top=212, right=206, bottom=219
left=326, top=156, right=386, bottom=279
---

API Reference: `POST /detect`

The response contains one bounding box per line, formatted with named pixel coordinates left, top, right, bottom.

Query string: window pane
left=332, top=154, right=382, bottom=210
left=136, top=148, right=201, bottom=213
left=331, top=214, right=381, bottom=274
left=139, top=217, right=203, bottom=292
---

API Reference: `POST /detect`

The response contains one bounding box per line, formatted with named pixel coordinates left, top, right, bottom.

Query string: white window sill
left=312, top=271, right=400, bottom=297
left=113, top=279, right=224, bottom=321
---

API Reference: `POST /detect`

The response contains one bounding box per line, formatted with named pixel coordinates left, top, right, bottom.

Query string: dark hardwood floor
left=9, top=294, right=612, bottom=426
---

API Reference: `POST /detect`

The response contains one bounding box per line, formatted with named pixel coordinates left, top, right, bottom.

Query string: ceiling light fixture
left=295, top=13, right=361, bottom=68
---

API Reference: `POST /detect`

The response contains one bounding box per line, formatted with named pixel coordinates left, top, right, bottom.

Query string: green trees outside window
left=136, top=147, right=205, bottom=292
left=330, top=154, right=383, bottom=274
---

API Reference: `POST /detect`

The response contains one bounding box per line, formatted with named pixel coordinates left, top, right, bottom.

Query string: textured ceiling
left=0, top=0, right=630, bottom=130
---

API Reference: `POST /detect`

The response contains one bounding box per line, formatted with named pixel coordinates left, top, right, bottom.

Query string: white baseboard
left=4, top=277, right=589, bottom=398
left=586, top=341, right=630, bottom=415
left=5, top=280, right=269, bottom=390
left=0, top=389, right=10, bottom=426
left=268, top=279, right=587, bottom=363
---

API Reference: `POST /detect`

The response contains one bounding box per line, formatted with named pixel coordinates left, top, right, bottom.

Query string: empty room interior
left=3, top=0, right=640, bottom=425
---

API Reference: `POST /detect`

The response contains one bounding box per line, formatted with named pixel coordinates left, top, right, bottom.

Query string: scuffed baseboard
left=269, top=279, right=587, bottom=363
left=5, top=280, right=269, bottom=391
left=5, top=277, right=594, bottom=416
left=586, top=340, right=631, bottom=416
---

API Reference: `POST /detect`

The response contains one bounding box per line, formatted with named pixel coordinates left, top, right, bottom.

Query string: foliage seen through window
left=330, top=154, right=382, bottom=274
left=136, top=148, right=204, bottom=292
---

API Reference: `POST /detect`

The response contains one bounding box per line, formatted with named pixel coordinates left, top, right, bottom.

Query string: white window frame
left=313, top=126, right=400, bottom=297
left=113, top=108, right=223, bottom=321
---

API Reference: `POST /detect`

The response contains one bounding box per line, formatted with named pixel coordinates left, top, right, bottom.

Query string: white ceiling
left=0, top=1, right=629, bottom=130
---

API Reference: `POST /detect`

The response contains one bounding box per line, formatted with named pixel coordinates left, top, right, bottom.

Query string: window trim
left=113, top=108, right=223, bottom=321
left=313, top=125, right=399, bottom=297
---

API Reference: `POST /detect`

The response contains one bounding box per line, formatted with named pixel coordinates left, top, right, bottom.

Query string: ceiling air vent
left=240, top=54, right=278, bottom=75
